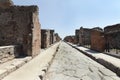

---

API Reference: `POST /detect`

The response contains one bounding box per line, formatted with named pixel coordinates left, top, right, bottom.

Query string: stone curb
left=67, top=42, right=120, bottom=77
left=38, top=44, right=60, bottom=80
left=0, top=57, right=32, bottom=80
left=1, top=42, right=60, bottom=80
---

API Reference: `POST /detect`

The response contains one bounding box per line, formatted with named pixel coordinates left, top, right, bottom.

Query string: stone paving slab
left=69, top=43, right=120, bottom=77
left=44, top=42, right=120, bottom=80
left=0, top=57, right=32, bottom=79
left=2, top=42, right=60, bottom=80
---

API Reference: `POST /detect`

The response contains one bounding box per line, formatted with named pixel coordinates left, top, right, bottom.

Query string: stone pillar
left=41, top=29, right=50, bottom=48
left=50, top=30, right=54, bottom=45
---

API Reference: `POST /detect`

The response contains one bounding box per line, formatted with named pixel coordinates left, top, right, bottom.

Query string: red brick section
left=91, top=30, right=105, bottom=52
left=32, top=10, right=41, bottom=57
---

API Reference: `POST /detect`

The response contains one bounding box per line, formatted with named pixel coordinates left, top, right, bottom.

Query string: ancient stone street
left=44, top=42, right=120, bottom=80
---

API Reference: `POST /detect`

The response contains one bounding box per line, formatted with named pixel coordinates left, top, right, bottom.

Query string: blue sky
left=13, top=0, right=120, bottom=39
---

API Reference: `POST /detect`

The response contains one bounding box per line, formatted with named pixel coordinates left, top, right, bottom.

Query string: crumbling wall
left=0, top=45, right=20, bottom=64
left=104, top=24, right=120, bottom=49
left=50, top=30, right=54, bottom=45
left=75, top=29, right=79, bottom=44
left=41, top=29, right=50, bottom=48
left=0, top=6, right=41, bottom=56
left=64, top=36, right=76, bottom=44
left=32, top=9, right=41, bottom=56
left=54, top=33, right=61, bottom=42
left=79, top=27, right=91, bottom=46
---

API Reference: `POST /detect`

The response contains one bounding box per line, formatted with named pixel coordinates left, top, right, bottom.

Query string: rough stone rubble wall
left=104, top=24, right=120, bottom=49
left=0, top=6, right=41, bottom=57
left=0, top=45, right=20, bottom=64
left=41, top=29, right=51, bottom=48
left=79, top=28, right=91, bottom=46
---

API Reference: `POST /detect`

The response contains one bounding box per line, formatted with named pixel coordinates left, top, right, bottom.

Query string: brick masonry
left=91, top=30, right=105, bottom=52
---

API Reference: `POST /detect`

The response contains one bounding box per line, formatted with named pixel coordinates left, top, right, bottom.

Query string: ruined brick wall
left=0, top=6, right=41, bottom=56
left=91, top=30, right=105, bottom=52
left=104, top=24, right=120, bottom=49
left=41, top=29, right=50, bottom=48
left=79, top=27, right=91, bottom=46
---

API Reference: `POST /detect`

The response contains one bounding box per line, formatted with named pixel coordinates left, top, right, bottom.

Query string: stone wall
left=64, top=36, right=76, bottom=44
left=91, top=30, right=105, bottom=52
left=0, top=45, right=20, bottom=64
left=79, top=27, right=91, bottom=46
left=50, top=30, right=54, bottom=45
left=75, top=29, right=79, bottom=44
left=104, top=24, right=120, bottom=49
left=41, top=29, right=50, bottom=48
left=54, top=33, right=61, bottom=42
left=0, top=0, right=14, bottom=9
left=0, top=6, right=41, bottom=57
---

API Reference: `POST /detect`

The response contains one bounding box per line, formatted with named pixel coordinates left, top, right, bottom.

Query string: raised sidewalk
left=69, top=43, right=120, bottom=77
left=1, top=42, right=60, bottom=80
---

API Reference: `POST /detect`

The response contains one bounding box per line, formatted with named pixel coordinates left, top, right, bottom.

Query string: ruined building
left=0, top=0, right=41, bottom=59
left=64, top=35, right=76, bottom=44
left=79, top=27, right=91, bottom=46
left=75, top=29, right=79, bottom=44
left=41, top=29, right=50, bottom=48
left=50, top=30, right=54, bottom=45
left=41, top=29, right=55, bottom=48
left=54, top=33, right=61, bottom=42
left=104, top=24, right=120, bottom=50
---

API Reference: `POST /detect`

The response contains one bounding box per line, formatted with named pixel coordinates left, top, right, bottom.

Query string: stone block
left=0, top=69, right=8, bottom=80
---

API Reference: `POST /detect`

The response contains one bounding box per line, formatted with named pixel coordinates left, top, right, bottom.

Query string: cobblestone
left=44, top=42, right=120, bottom=80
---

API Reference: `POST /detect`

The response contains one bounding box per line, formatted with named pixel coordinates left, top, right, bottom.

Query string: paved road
left=44, top=42, right=120, bottom=80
